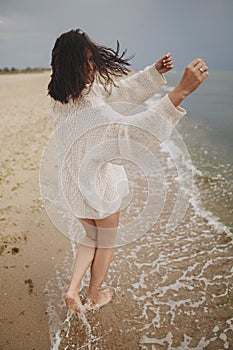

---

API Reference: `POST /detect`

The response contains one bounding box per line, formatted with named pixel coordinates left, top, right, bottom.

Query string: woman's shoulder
left=51, top=83, right=106, bottom=118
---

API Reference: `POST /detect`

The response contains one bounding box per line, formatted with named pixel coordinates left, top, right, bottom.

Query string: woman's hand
left=168, top=58, right=208, bottom=107
left=155, top=52, right=173, bottom=74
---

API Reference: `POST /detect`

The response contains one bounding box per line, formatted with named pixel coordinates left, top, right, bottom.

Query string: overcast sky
left=0, top=0, right=232, bottom=71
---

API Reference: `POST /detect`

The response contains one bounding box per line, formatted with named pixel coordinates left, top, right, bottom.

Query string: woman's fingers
left=163, top=59, right=173, bottom=65
left=178, top=57, right=209, bottom=96
left=162, top=52, right=173, bottom=68
left=186, top=58, right=208, bottom=79
left=163, top=52, right=172, bottom=61
left=161, top=52, right=171, bottom=59
left=195, top=61, right=208, bottom=74
left=192, top=58, right=203, bottom=67
left=193, top=61, right=209, bottom=80
left=155, top=52, right=173, bottom=73
left=190, top=58, right=208, bottom=72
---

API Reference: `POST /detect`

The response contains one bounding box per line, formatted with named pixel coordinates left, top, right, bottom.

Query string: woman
left=47, top=28, right=208, bottom=313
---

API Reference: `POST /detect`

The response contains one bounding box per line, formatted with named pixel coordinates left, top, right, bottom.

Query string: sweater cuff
left=155, top=94, right=187, bottom=127
left=144, top=63, right=167, bottom=89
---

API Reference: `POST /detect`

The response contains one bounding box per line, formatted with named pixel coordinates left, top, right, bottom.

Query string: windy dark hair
left=48, top=29, right=133, bottom=104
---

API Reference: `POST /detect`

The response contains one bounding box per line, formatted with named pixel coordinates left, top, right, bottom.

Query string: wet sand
left=0, top=72, right=233, bottom=350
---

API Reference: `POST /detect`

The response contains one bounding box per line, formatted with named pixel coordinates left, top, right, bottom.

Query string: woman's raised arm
left=168, top=58, right=208, bottom=107
left=103, top=62, right=167, bottom=105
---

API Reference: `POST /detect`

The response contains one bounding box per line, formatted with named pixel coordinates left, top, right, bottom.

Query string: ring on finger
left=199, top=68, right=204, bottom=74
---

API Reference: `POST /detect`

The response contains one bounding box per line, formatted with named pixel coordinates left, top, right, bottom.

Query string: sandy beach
left=0, top=72, right=233, bottom=350
left=0, top=72, right=69, bottom=349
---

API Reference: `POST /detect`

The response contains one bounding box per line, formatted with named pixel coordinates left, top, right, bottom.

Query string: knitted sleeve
left=109, top=93, right=186, bottom=165
left=54, top=92, right=186, bottom=170
left=102, top=63, right=167, bottom=105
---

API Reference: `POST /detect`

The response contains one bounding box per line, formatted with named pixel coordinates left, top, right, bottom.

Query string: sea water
left=44, top=70, right=233, bottom=350
left=168, top=70, right=233, bottom=231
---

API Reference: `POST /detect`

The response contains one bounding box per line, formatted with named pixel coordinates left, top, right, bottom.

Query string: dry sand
left=0, top=72, right=70, bottom=349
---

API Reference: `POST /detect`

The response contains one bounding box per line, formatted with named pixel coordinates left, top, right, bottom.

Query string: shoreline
left=0, top=72, right=232, bottom=350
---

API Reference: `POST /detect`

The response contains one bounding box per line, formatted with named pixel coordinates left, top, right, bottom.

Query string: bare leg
left=86, top=211, right=120, bottom=309
left=65, top=218, right=97, bottom=313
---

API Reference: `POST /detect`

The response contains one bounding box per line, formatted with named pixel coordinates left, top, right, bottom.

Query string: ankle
left=87, top=285, right=101, bottom=299
left=66, top=286, right=80, bottom=295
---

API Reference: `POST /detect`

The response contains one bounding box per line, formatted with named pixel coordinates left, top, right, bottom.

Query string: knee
left=96, top=227, right=118, bottom=248
left=86, top=226, right=98, bottom=241
left=80, top=235, right=97, bottom=248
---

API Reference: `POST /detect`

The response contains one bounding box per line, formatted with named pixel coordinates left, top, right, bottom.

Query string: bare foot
left=85, top=289, right=113, bottom=311
left=65, top=291, right=86, bottom=313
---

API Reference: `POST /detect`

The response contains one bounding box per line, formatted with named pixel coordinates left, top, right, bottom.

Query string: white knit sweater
left=51, top=63, right=186, bottom=219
